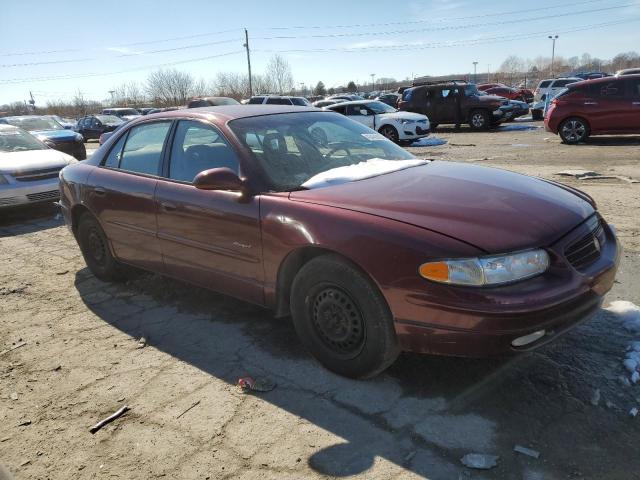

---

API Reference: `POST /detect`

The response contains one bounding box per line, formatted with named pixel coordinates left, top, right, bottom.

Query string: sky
left=1, top=0, right=639, bottom=105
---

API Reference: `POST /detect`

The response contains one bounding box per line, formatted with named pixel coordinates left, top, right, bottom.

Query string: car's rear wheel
left=378, top=125, right=399, bottom=143
left=77, top=213, right=126, bottom=282
left=290, top=254, right=400, bottom=378
left=559, top=117, right=590, bottom=144
left=469, top=110, right=489, bottom=130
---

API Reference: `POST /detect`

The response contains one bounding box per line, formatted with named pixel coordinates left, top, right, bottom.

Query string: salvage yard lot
left=2, top=122, right=640, bottom=479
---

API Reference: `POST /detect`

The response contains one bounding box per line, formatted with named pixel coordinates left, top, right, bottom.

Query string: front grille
left=565, top=216, right=605, bottom=270
left=13, top=167, right=62, bottom=182
left=26, top=190, right=59, bottom=202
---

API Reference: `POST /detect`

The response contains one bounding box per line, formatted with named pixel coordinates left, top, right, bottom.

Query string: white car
left=0, top=125, right=77, bottom=208
left=326, top=100, right=430, bottom=143
left=531, top=77, right=582, bottom=120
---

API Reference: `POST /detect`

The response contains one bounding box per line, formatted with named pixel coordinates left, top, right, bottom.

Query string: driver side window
left=168, top=121, right=240, bottom=183
left=346, top=105, right=368, bottom=116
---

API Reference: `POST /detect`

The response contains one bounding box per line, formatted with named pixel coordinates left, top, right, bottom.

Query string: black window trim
left=160, top=118, right=242, bottom=186
left=98, top=119, right=175, bottom=179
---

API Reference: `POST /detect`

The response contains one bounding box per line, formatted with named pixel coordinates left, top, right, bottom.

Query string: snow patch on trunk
left=301, top=158, right=428, bottom=189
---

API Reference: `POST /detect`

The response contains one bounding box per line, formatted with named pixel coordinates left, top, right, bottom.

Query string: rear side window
left=102, top=133, right=128, bottom=168
left=118, top=122, right=171, bottom=176
left=552, top=79, right=578, bottom=88
left=538, top=80, right=552, bottom=89
left=330, top=105, right=347, bottom=115
left=291, top=97, right=309, bottom=106
left=598, top=81, right=624, bottom=97
left=627, top=79, right=640, bottom=98
left=248, top=97, right=265, bottom=104
left=266, top=97, right=292, bottom=105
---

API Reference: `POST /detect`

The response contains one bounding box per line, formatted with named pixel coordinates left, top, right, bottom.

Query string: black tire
left=469, top=109, right=490, bottom=130
left=75, top=143, right=87, bottom=160
left=558, top=117, right=590, bottom=144
left=290, top=254, right=400, bottom=378
left=531, top=109, right=543, bottom=121
left=378, top=125, right=399, bottom=143
left=77, top=212, right=125, bottom=282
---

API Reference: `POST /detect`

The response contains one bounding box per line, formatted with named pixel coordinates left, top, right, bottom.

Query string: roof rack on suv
left=411, top=79, right=469, bottom=87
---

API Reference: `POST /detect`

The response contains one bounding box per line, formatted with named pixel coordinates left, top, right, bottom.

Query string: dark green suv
left=397, top=81, right=511, bottom=130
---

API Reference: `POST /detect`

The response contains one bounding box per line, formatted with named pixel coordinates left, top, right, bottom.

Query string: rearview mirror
left=193, top=167, right=245, bottom=192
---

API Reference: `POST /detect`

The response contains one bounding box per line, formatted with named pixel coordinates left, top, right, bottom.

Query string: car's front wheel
left=77, top=213, right=126, bottom=282
left=559, top=117, right=590, bottom=144
left=378, top=125, right=399, bottom=143
left=469, top=110, right=489, bottom=130
left=290, top=254, right=400, bottom=378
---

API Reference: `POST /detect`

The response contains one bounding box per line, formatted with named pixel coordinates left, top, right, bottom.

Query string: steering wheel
left=325, top=143, right=352, bottom=159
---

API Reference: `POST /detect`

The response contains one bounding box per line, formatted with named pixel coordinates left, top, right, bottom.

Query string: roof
left=1, top=115, right=42, bottom=120
left=326, top=100, right=373, bottom=107
left=143, top=104, right=322, bottom=121
left=0, top=124, right=20, bottom=131
left=569, top=73, right=640, bottom=87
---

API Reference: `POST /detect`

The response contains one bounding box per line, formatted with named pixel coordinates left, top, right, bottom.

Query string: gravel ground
left=1, top=123, right=639, bottom=479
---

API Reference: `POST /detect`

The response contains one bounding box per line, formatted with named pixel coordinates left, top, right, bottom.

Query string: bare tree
left=499, top=55, right=525, bottom=84
left=265, top=54, right=294, bottom=94
left=146, top=69, right=195, bottom=106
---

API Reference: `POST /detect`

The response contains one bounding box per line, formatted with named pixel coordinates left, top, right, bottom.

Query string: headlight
left=75, top=133, right=84, bottom=142
left=400, top=119, right=417, bottom=125
left=419, top=249, right=549, bottom=287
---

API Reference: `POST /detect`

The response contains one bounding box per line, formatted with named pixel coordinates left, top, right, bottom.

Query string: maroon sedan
left=59, top=106, right=620, bottom=378
left=545, top=75, right=640, bottom=144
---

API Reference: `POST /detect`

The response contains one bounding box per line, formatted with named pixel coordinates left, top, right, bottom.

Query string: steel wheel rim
left=562, top=120, right=585, bottom=142
left=312, top=286, right=365, bottom=358
left=87, top=228, right=107, bottom=266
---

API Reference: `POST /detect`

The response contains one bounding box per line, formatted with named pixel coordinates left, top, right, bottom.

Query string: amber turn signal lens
left=419, top=262, right=449, bottom=282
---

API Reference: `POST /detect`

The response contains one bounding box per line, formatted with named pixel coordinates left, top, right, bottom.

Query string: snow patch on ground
left=301, top=158, right=428, bottom=189
left=498, top=124, right=542, bottom=132
left=410, top=136, right=447, bottom=147
left=605, top=301, right=640, bottom=384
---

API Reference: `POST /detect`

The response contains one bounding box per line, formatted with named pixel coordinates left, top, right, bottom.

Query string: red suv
left=545, top=75, right=640, bottom=144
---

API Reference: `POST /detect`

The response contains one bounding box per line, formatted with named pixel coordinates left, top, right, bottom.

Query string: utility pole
left=548, top=35, right=559, bottom=77
left=370, top=73, right=376, bottom=92
left=244, top=28, right=253, bottom=97
left=472, top=62, right=478, bottom=83
left=108, top=90, right=115, bottom=104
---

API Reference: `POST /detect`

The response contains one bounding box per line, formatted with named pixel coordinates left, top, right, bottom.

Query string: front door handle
left=584, top=102, right=598, bottom=105
left=161, top=202, right=177, bottom=212
left=632, top=102, right=640, bottom=106
left=94, top=187, right=106, bottom=196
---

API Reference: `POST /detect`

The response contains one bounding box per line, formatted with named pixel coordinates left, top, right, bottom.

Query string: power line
left=256, top=0, right=610, bottom=30
left=0, top=50, right=244, bottom=85
left=255, top=3, right=636, bottom=40
left=253, top=18, right=639, bottom=53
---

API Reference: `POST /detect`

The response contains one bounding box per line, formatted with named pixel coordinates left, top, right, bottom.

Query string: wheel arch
left=558, top=115, right=591, bottom=135
left=274, top=245, right=386, bottom=318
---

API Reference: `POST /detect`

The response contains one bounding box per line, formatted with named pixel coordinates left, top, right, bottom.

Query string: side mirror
left=193, top=167, right=245, bottom=192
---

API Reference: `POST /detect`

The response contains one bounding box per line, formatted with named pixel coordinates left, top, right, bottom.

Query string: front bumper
left=0, top=177, right=60, bottom=208
left=397, top=122, right=430, bottom=140
left=393, top=217, right=620, bottom=357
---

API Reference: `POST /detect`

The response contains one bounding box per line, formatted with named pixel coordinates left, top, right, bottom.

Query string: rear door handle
left=94, top=187, right=106, bottom=196
left=584, top=102, right=598, bottom=105
left=161, top=202, right=176, bottom=212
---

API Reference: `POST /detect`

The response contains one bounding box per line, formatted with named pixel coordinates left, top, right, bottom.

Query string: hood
left=32, top=129, right=78, bottom=141
left=477, top=94, right=507, bottom=104
left=290, top=161, right=594, bottom=253
left=379, top=111, right=427, bottom=121
left=0, top=148, right=75, bottom=174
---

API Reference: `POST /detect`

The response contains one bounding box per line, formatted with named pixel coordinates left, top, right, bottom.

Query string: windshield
left=5, top=116, right=63, bottom=131
left=0, top=128, right=47, bottom=153
left=366, top=101, right=396, bottom=114
left=229, top=112, right=416, bottom=191
left=96, top=115, right=124, bottom=125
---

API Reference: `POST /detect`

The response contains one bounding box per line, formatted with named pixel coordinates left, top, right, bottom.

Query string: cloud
left=106, top=46, right=144, bottom=56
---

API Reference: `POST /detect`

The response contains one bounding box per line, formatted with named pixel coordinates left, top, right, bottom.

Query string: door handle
left=94, top=187, right=106, bottom=196
left=161, top=202, right=177, bottom=212
left=584, top=102, right=598, bottom=105
left=632, top=102, right=640, bottom=106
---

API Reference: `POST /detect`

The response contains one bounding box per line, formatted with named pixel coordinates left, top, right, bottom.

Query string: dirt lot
left=1, top=123, right=640, bottom=479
